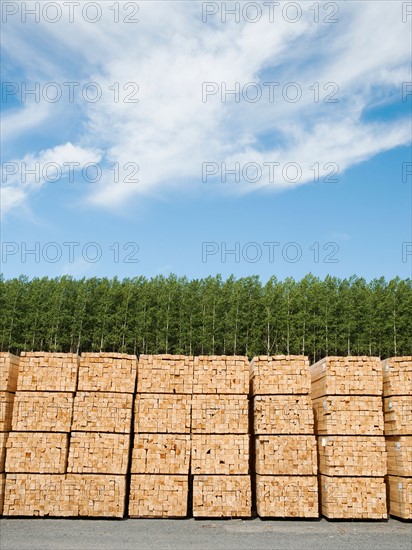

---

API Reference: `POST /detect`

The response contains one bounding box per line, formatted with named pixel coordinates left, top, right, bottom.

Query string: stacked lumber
left=193, top=475, right=251, bottom=517
left=3, top=473, right=126, bottom=517
left=68, top=353, right=135, bottom=515
left=17, top=352, right=78, bottom=392
left=310, top=356, right=387, bottom=519
left=193, top=355, right=249, bottom=394
left=252, top=356, right=318, bottom=518
left=383, top=357, right=412, bottom=519
left=78, top=352, right=137, bottom=393
left=137, top=355, right=193, bottom=394
left=4, top=353, right=77, bottom=517
left=129, top=474, right=188, bottom=518
left=192, top=355, right=251, bottom=518
left=130, top=355, right=193, bottom=517
left=0, top=352, right=19, bottom=515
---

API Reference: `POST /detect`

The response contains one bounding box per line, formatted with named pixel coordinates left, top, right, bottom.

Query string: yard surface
left=0, top=517, right=411, bottom=550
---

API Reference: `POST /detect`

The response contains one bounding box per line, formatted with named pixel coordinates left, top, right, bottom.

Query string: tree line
left=0, top=274, right=411, bottom=361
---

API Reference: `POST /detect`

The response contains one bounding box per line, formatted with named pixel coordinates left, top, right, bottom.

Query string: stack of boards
left=251, top=356, right=318, bottom=517
left=0, top=351, right=411, bottom=519
left=382, top=357, right=412, bottom=520
left=3, top=352, right=137, bottom=517
left=310, top=357, right=387, bottom=519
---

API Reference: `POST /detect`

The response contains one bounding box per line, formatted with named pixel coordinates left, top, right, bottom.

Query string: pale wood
left=12, top=392, right=73, bottom=432
left=17, top=352, right=79, bottom=392
left=312, top=396, right=384, bottom=435
left=137, top=355, right=194, bottom=394
left=383, top=396, right=412, bottom=435
left=310, top=356, right=382, bottom=399
left=0, top=473, right=4, bottom=515
left=131, top=434, right=190, bottom=474
left=0, top=432, right=7, bottom=473
left=193, top=356, right=249, bottom=394
left=78, top=353, right=137, bottom=393
left=5, top=432, right=68, bottom=473
left=255, top=435, right=317, bottom=475
left=129, top=474, right=188, bottom=517
left=386, top=436, right=412, bottom=477
left=191, top=434, right=249, bottom=475
left=67, top=432, right=130, bottom=474
left=0, top=353, right=19, bottom=393
left=253, top=395, right=314, bottom=435
left=0, top=392, right=14, bottom=432
left=250, top=355, right=310, bottom=395
left=72, top=392, right=133, bottom=433
left=386, top=475, right=412, bottom=519
left=317, top=435, right=387, bottom=476
left=134, top=394, right=191, bottom=434
left=382, top=357, right=412, bottom=397
left=3, top=474, right=126, bottom=517
left=319, top=475, right=387, bottom=519
left=192, top=475, right=251, bottom=517
left=191, top=395, right=249, bottom=434
left=256, top=475, right=319, bottom=517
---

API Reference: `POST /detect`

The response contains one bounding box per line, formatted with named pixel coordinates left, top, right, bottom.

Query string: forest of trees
left=0, top=274, right=411, bottom=361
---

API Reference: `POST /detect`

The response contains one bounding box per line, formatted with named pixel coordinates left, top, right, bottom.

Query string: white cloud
left=1, top=1, right=411, bottom=214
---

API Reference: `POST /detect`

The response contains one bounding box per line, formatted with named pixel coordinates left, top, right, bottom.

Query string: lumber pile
left=192, top=355, right=251, bottom=517
left=252, top=356, right=318, bottom=518
left=78, top=352, right=137, bottom=393
left=5, top=432, right=69, bottom=473
left=137, top=355, right=193, bottom=394
left=67, top=432, right=130, bottom=474
left=17, top=352, right=78, bottom=392
left=3, top=474, right=126, bottom=517
left=130, top=355, right=192, bottom=517
left=12, top=392, right=74, bottom=432
left=310, top=356, right=387, bottom=519
left=72, top=392, right=133, bottom=433
left=0, top=353, right=20, bottom=515
left=383, top=357, right=412, bottom=519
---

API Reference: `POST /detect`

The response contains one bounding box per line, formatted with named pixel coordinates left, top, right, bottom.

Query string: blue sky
left=1, top=1, right=411, bottom=282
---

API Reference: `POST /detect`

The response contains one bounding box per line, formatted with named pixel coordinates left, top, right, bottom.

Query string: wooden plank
left=192, top=475, right=251, bottom=517
left=129, top=474, right=188, bottom=518
left=191, top=434, right=249, bottom=475
left=78, top=353, right=137, bottom=393
left=382, top=357, right=412, bottom=397
left=250, top=355, right=310, bottom=396
left=0, top=392, right=14, bottom=432
left=386, top=436, right=412, bottom=477
left=12, top=392, right=73, bottom=432
left=312, top=396, right=384, bottom=435
left=0, top=433, right=7, bottom=473
left=191, top=395, right=249, bottom=434
left=309, top=356, right=382, bottom=399
left=193, top=356, right=249, bottom=394
left=5, top=432, right=69, bottom=474
left=137, top=355, right=194, bottom=394
left=131, top=434, right=191, bottom=474
left=0, top=473, right=4, bottom=516
left=386, top=475, right=412, bottom=520
left=17, top=352, right=79, bottom=392
left=67, top=432, right=130, bottom=474
left=72, top=392, right=133, bottom=434
left=255, top=435, right=317, bottom=475
left=0, top=353, right=20, bottom=393
left=319, top=475, right=387, bottom=519
left=256, top=475, right=319, bottom=518
left=253, top=395, right=314, bottom=435
left=317, top=435, right=387, bottom=476
left=134, top=394, right=191, bottom=434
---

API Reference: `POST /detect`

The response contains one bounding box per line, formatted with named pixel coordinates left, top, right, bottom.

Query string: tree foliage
left=0, top=274, right=411, bottom=360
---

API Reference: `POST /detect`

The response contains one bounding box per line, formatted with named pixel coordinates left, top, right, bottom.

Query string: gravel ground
left=0, top=517, right=411, bottom=550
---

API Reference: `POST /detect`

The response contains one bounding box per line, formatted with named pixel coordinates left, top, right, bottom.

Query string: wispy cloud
left=2, top=1, right=411, bottom=214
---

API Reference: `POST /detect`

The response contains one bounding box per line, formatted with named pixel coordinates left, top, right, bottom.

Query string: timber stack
left=191, top=356, right=251, bottom=517
left=310, top=356, right=387, bottom=519
left=251, top=355, right=318, bottom=518
left=130, top=355, right=192, bottom=517
left=382, top=357, right=412, bottom=520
